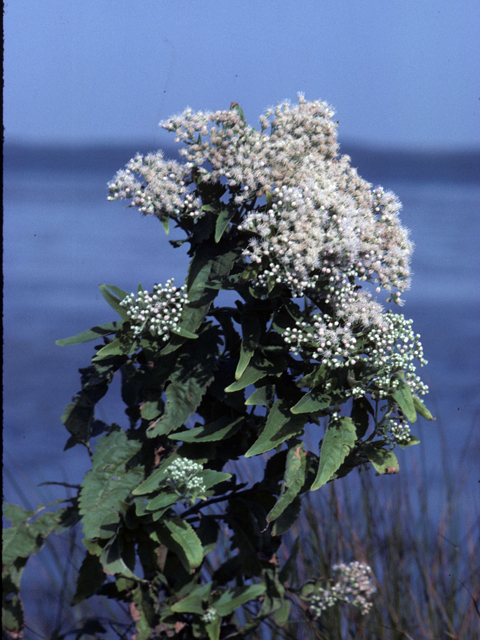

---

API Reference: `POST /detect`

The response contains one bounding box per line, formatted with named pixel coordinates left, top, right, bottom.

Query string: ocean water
left=3, top=143, right=480, bottom=633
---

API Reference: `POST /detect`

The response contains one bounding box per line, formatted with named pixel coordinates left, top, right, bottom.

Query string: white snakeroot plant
left=3, top=96, right=435, bottom=640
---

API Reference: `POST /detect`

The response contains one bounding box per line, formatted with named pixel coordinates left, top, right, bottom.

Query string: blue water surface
left=3, top=144, right=479, bottom=636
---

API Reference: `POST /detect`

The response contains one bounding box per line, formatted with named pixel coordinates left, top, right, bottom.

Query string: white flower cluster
left=108, top=97, right=422, bottom=385
left=309, top=561, right=376, bottom=618
left=383, top=419, right=412, bottom=444
left=282, top=310, right=427, bottom=400
left=201, top=607, right=218, bottom=623
left=165, top=458, right=206, bottom=497
left=107, top=151, right=202, bottom=218
left=119, top=279, right=187, bottom=341
left=365, top=312, right=428, bottom=399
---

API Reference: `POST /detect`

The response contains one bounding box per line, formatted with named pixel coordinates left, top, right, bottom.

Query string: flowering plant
left=3, top=96, right=433, bottom=639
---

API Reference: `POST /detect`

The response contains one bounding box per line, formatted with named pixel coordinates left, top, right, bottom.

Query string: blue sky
left=5, top=0, right=480, bottom=149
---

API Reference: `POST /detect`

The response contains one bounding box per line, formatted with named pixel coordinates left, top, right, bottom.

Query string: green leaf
left=213, top=584, right=266, bottom=617
left=272, top=496, right=302, bottom=536
left=215, top=208, right=235, bottom=243
left=245, top=399, right=305, bottom=457
left=225, top=352, right=287, bottom=392
left=92, top=337, right=132, bottom=361
left=3, top=507, right=64, bottom=567
left=230, top=102, right=247, bottom=124
left=171, top=583, right=212, bottom=614
left=132, top=456, right=180, bottom=496
left=413, top=396, right=435, bottom=421
left=160, top=214, right=170, bottom=235
left=100, top=531, right=138, bottom=579
left=130, top=584, right=157, bottom=640
left=62, top=360, right=120, bottom=449
left=170, top=416, right=244, bottom=442
left=279, top=538, right=301, bottom=583
left=311, top=417, right=357, bottom=491
left=99, top=284, right=130, bottom=321
left=235, top=310, right=262, bottom=380
left=171, top=326, right=198, bottom=340
left=147, top=326, right=218, bottom=438
left=290, top=389, right=331, bottom=414
left=72, top=552, right=106, bottom=604
left=153, top=517, right=203, bottom=572
left=351, top=396, right=373, bottom=439
left=196, top=470, right=232, bottom=491
left=140, top=399, right=163, bottom=421
left=145, top=492, right=178, bottom=513
left=205, top=616, right=221, bottom=640
left=399, top=435, right=421, bottom=448
left=56, top=321, right=120, bottom=346
left=364, top=444, right=400, bottom=474
left=245, top=384, right=275, bottom=407
left=78, top=430, right=143, bottom=540
left=267, top=443, right=307, bottom=522
left=393, top=379, right=417, bottom=422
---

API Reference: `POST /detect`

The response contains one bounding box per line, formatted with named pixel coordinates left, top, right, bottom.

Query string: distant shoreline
left=4, top=141, right=480, bottom=184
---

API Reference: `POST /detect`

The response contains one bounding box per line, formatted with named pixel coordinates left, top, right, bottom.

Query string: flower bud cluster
left=365, top=312, right=428, bottom=399
left=309, top=561, right=376, bottom=618
left=165, top=458, right=206, bottom=497
left=383, top=419, right=412, bottom=444
left=107, top=151, right=201, bottom=218
left=201, top=607, right=218, bottom=623
left=119, top=279, right=187, bottom=341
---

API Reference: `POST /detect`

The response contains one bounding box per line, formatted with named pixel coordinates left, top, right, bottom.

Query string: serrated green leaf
left=245, top=399, right=305, bottom=458
left=79, top=430, right=143, bottom=540
left=296, top=363, right=328, bottom=389
left=99, top=284, right=130, bottom=321
left=267, top=444, right=307, bottom=522
left=197, top=470, right=232, bottom=490
left=351, top=396, right=373, bottom=438
left=364, top=444, right=400, bottom=474
left=290, top=390, right=331, bottom=414
left=215, top=208, right=235, bottom=243
left=170, top=416, right=244, bottom=442
left=213, top=584, right=266, bottom=617
left=235, top=310, right=261, bottom=379
left=413, top=397, right=435, bottom=421
left=272, top=496, right=302, bottom=536
left=393, top=379, right=417, bottom=422
left=147, top=326, right=218, bottom=438
left=171, top=583, right=212, bottom=614
left=205, top=616, right=221, bottom=640
left=226, top=353, right=287, bottom=392
left=100, top=531, right=138, bottom=579
left=131, top=583, right=157, bottom=640
left=132, top=456, right=180, bottom=496
left=245, top=384, right=275, bottom=407
left=72, top=552, right=106, bottom=604
left=92, top=337, right=131, bottom=361
left=145, top=492, right=178, bottom=513
left=62, top=360, right=119, bottom=449
left=153, top=517, right=203, bottom=572
left=140, top=399, right=163, bottom=421
left=311, top=417, right=356, bottom=491
left=3, top=508, right=64, bottom=567
left=56, top=321, right=120, bottom=346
